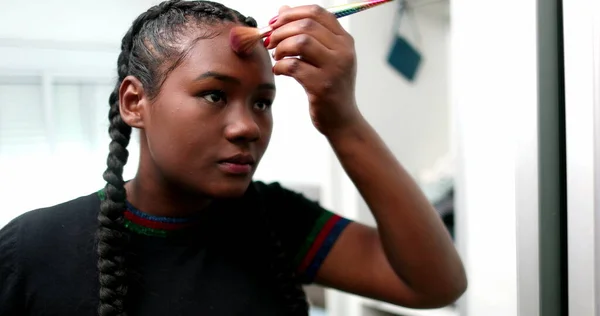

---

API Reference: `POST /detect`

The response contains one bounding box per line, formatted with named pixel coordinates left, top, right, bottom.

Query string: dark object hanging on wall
left=387, top=36, right=422, bottom=81
left=387, top=0, right=422, bottom=82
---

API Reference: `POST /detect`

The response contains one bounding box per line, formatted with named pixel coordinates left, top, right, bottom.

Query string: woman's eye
left=201, top=91, right=226, bottom=103
left=254, top=100, right=273, bottom=111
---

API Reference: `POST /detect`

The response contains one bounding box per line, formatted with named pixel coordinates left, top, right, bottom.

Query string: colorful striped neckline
left=97, top=189, right=203, bottom=238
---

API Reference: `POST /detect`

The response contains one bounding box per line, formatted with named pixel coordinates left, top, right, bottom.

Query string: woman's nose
left=223, top=106, right=261, bottom=143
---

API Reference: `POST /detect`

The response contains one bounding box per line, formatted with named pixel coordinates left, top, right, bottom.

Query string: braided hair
left=96, top=1, right=308, bottom=315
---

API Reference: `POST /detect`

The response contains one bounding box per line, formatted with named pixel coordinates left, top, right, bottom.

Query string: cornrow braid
left=96, top=1, right=307, bottom=315
left=96, top=15, right=136, bottom=316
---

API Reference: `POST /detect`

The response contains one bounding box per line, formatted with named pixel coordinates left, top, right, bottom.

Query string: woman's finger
left=272, top=57, right=321, bottom=91
left=266, top=18, right=338, bottom=50
left=272, top=34, right=332, bottom=67
left=270, top=4, right=346, bottom=35
left=278, top=5, right=291, bottom=14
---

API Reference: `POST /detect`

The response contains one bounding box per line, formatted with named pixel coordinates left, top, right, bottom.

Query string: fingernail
left=263, top=36, right=271, bottom=48
left=269, top=16, right=278, bottom=25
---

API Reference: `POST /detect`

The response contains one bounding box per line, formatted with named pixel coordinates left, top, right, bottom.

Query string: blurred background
left=0, top=0, right=598, bottom=315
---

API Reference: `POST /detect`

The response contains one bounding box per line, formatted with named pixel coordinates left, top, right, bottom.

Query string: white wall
left=563, top=0, right=600, bottom=314
left=351, top=3, right=451, bottom=179
left=347, top=3, right=452, bottom=225
left=451, top=0, right=539, bottom=315
left=322, top=1, right=454, bottom=316
left=0, top=0, right=153, bottom=45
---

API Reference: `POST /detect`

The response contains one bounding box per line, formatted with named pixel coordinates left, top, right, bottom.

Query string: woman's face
left=141, top=23, right=275, bottom=198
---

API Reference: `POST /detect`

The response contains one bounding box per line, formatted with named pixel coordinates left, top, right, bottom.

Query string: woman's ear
left=119, top=75, right=148, bottom=129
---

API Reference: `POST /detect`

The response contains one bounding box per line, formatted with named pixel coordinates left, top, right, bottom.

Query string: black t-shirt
left=0, top=181, right=351, bottom=316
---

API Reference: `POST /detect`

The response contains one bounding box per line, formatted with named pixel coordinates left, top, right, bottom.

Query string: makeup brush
left=229, top=0, right=396, bottom=54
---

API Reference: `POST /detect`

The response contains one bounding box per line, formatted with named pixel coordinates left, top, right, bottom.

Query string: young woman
left=0, top=1, right=467, bottom=315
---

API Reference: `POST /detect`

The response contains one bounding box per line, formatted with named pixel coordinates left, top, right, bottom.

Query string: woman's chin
left=172, top=171, right=255, bottom=199
left=206, top=179, right=253, bottom=199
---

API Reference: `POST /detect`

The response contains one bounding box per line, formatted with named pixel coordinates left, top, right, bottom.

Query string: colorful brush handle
left=261, top=0, right=394, bottom=36
left=327, top=0, right=395, bottom=18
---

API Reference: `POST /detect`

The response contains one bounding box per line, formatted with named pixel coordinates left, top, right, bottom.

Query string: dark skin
left=121, top=26, right=275, bottom=214
left=119, top=5, right=467, bottom=310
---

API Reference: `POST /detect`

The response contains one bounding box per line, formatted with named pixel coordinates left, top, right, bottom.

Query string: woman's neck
left=124, top=176, right=212, bottom=218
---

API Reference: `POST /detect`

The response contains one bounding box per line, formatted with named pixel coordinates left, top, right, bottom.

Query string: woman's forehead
left=173, top=25, right=274, bottom=82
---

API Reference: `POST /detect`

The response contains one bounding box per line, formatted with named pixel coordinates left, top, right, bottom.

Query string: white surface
left=322, top=0, right=454, bottom=315
left=513, top=39, right=540, bottom=316
left=563, top=0, right=600, bottom=315
left=351, top=1, right=451, bottom=178
left=362, top=298, right=458, bottom=316
left=310, top=307, right=328, bottom=316
left=450, top=0, right=540, bottom=315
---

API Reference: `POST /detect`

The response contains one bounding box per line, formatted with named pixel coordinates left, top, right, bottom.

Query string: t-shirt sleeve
left=0, top=218, right=24, bottom=315
left=256, top=181, right=352, bottom=284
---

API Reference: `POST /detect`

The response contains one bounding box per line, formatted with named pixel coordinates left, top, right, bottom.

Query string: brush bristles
left=229, top=26, right=269, bottom=54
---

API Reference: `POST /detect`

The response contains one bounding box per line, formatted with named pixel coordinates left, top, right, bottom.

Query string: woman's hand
left=267, top=5, right=362, bottom=136
left=266, top=6, right=467, bottom=308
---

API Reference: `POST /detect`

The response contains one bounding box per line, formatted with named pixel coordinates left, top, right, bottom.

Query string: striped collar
left=97, top=189, right=203, bottom=238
